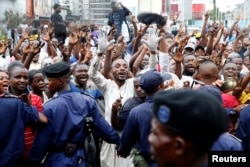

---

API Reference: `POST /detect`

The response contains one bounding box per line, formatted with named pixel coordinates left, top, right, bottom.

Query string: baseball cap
left=184, top=43, right=195, bottom=51
left=140, top=69, right=164, bottom=93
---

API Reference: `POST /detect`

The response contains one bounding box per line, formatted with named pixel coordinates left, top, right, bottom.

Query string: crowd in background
left=1, top=1, right=250, bottom=167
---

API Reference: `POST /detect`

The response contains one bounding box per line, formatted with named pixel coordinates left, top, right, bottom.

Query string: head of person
left=149, top=90, right=228, bottom=167
left=42, top=61, right=71, bottom=95
left=183, top=54, right=196, bottom=76
left=223, top=43, right=233, bottom=58
left=111, top=1, right=120, bottom=12
left=89, top=23, right=95, bottom=31
left=111, top=58, right=129, bottom=85
left=184, top=43, right=195, bottom=55
left=234, top=39, right=243, bottom=53
left=140, top=54, right=149, bottom=70
left=227, top=52, right=243, bottom=74
left=165, top=35, right=174, bottom=48
left=243, top=36, right=250, bottom=48
left=222, top=62, right=238, bottom=80
left=53, top=3, right=62, bottom=13
left=194, top=45, right=205, bottom=57
left=29, top=69, right=45, bottom=94
left=41, top=57, right=54, bottom=68
left=72, top=63, right=89, bottom=88
left=0, top=70, right=9, bottom=94
left=243, top=53, right=250, bottom=70
left=8, top=61, right=29, bottom=96
left=133, top=71, right=146, bottom=100
left=196, top=60, right=219, bottom=85
left=32, top=53, right=40, bottom=63
left=51, top=38, right=59, bottom=47
left=139, top=69, right=164, bottom=96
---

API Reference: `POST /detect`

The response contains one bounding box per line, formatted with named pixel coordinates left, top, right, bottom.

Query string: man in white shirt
left=88, top=31, right=134, bottom=167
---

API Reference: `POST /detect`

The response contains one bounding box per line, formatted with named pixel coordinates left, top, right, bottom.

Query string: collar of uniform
left=58, top=89, right=72, bottom=96
left=145, top=95, right=153, bottom=102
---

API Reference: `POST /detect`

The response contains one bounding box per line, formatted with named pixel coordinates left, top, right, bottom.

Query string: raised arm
left=11, top=28, right=31, bottom=60
left=23, top=42, right=45, bottom=70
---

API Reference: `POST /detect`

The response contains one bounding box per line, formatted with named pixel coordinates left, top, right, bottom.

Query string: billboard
left=192, top=4, right=205, bottom=19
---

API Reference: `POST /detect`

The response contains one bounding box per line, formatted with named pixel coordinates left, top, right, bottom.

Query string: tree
left=4, top=10, right=22, bottom=30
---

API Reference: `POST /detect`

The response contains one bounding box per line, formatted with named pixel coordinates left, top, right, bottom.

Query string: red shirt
left=24, top=93, right=43, bottom=159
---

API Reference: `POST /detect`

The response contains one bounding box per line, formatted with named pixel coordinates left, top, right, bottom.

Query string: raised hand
left=172, top=52, right=184, bottom=63
left=219, top=41, right=228, bottom=51
left=22, top=27, right=31, bottom=40
left=106, top=44, right=116, bottom=53
left=30, top=41, right=45, bottom=55
left=41, top=31, right=51, bottom=42
left=22, top=43, right=31, bottom=55
left=235, top=15, right=240, bottom=23
left=48, top=23, right=55, bottom=36
left=130, top=15, right=137, bottom=24
left=204, top=10, right=210, bottom=20
left=0, top=41, right=8, bottom=55
left=62, top=46, right=70, bottom=58
left=69, top=33, right=79, bottom=45
left=141, top=27, right=162, bottom=51
left=97, top=30, right=115, bottom=54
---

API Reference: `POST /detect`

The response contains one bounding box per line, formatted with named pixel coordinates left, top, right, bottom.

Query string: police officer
left=27, top=61, right=120, bottom=167
left=149, top=90, right=228, bottom=167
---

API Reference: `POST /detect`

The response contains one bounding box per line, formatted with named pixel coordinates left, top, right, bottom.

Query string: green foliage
left=4, top=10, right=22, bottom=29
left=0, top=25, right=7, bottom=41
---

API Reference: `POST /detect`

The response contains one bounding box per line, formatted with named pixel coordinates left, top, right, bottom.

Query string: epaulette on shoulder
left=0, top=93, right=19, bottom=98
left=81, top=91, right=94, bottom=99
left=227, top=133, right=242, bottom=143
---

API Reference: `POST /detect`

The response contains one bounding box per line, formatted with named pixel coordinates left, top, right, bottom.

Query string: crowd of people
left=1, top=1, right=250, bottom=167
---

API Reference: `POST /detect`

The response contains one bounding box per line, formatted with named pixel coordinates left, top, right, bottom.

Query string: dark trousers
left=55, top=33, right=67, bottom=44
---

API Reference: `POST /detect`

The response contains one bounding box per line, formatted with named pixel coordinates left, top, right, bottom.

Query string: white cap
left=184, top=43, right=195, bottom=50
left=188, top=37, right=197, bottom=45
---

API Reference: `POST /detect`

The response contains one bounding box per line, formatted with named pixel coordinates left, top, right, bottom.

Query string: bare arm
left=213, top=26, right=224, bottom=49
left=132, top=46, right=147, bottom=75
left=101, top=44, right=116, bottom=79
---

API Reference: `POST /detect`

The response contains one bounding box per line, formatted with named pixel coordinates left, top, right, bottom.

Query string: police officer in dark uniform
left=27, top=61, right=120, bottom=167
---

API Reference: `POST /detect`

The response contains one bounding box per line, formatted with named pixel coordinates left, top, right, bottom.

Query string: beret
left=137, top=13, right=166, bottom=26
left=53, top=3, right=61, bottom=9
left=152, top=89, right=228, bottom=143
left=140, top=69, right=164, bottom=93
left=43, top=61, right=70, bottom=78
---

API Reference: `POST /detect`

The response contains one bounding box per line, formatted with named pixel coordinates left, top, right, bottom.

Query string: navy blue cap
left=43, top=61, right=70, bottom=78
left=140, top=69, right=164, bottom=93
left=152, top=89, right=228, bottom=143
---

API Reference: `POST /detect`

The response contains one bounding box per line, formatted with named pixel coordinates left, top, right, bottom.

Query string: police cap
left=43, top=61, right=70, bottom=78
